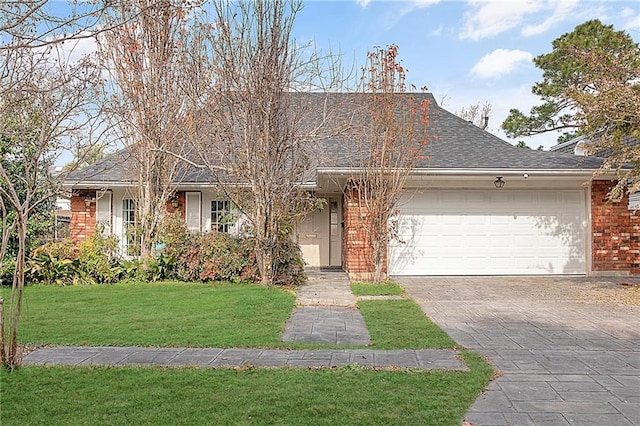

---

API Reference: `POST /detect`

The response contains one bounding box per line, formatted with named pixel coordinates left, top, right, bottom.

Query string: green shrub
left=272, top=237, right=305, bottom=286
left=156, top=214, right=302, bottom=285
left=26, top=233, right=123, bottom=286
left=75, top=232, right=122, bottom=284
left=0, top=258, right=15, bottom=286
left=26, top=239, right=78, bottom=285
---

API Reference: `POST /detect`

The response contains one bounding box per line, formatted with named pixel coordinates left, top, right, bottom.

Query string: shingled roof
left=65, top=92, right=603, bottom=188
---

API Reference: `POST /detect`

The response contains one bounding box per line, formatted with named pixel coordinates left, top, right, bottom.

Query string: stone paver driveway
left=397, top=276, right=640, bottom=426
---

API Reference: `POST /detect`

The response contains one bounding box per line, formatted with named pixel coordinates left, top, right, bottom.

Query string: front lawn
left=351, top=280, right=405, bottom=296
left=359, top=299, right=458, bottom=349
left=2, top=281, right=296, bottom=347
left=1, top=351, right=492, bottom=425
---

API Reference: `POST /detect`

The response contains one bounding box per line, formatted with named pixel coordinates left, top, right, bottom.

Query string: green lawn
left=1, top=351, right=492, bottom=425
left=358, top=299, right=458, bottom=349
left=1, top=281, right=494, bottom=425
left=2, top=281, right=296, bottom=347
left=351, top=280, right=405, bottom=296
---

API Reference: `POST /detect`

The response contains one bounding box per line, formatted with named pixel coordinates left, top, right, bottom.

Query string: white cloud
left=620, top=7, right=640, bottom=32
left=431, top=24, right=444, bottom=36
left=460, top=0, right=542, bottom=40
left=470, top=49, right=533, bottom=79
left=522, top=0, right=579, bottom=36
left=355, top=0, right=372, bottom=8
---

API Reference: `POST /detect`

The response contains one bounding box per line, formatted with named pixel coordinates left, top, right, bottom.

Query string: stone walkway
left=23, top=269, right=463, bottom=371
left=398, top=276, right=640, bottom=426
left=24, top=346, right=465, bottom=370
left=282, top=268, right=371, bottom=345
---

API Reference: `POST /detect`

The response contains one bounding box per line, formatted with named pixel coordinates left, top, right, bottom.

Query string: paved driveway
left=397, top=276, right=640, bottom=426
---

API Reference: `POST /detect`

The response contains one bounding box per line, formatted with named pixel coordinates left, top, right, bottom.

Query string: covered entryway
left=389, top=189, right=587, bottom=275
left=296, top=198, right=342, bottom=267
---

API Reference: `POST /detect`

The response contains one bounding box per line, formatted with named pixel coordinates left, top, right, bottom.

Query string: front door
left=297, top=198, right=342, bottom=267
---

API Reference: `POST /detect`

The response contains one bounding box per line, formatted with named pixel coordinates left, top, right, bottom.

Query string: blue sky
left=292, top=0, right=640, bottom=149
left=45, top=0, right=640, bottom=150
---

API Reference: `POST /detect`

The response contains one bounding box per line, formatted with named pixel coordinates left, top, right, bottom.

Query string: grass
left=2, top=281, right=296, bottom=347
left=1, top=351, right=492, bottom=425
left=1, top=281, right=494, bottom=424
left=350, top=280, right=405, bottom=296
left=358, top=299, right=458, bottom=349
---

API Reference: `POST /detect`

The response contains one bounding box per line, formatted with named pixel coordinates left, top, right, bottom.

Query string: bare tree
left=456, top=101, right=492, bottom=130
left=99, top=0, right=209, bottom=258
left=346, top=45, right=431, bottom=283
left=199, top=0, right=345, bottom=286
left=0, top=27, right=103, bottom=369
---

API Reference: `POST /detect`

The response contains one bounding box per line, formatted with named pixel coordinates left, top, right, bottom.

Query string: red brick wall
left=342, top=187, right=387, bottom=279
left=591, top=180, right=640, bottom=275
left=166, top=191, right=185, bottom=220
left=70, top=190, right=96, bottom=242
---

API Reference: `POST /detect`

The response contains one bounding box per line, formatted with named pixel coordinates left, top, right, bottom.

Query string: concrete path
left=398, top=276, right=640, bottom=426
left=23, top=346, right=465, bottom=370
left=282, top=268, right=372, bottom=345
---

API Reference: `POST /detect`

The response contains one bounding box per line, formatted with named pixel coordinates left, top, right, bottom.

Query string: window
left=122, top=198, right=139, bottom=256
left=211, top=200, right=232, bottom=233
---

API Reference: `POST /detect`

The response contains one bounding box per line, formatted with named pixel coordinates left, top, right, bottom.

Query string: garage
left=388, top=189, right=587, bottom=275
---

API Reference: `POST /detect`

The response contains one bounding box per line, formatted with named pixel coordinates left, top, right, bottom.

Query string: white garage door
left=389, top=190, right=586, bottom=275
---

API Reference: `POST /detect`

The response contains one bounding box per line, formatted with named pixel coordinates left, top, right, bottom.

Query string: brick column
left=342, top=186, right=387, bottom=280
left=591, top=180, right=640, bottom=275
left=70, top=190, right=97, bottom=242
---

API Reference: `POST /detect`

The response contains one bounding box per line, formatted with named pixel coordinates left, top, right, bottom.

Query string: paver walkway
left=398, top=276, right=640, bottom=426
left=282, top=268, right=371, bottom=345
left=24, top=346, right=464, bottom=370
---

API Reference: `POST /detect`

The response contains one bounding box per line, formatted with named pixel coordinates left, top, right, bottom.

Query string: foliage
left=456, top=101, right=492, bottom=129
left=99, top=0, right=208, bottom=259
left=501, top=19, right=640, bottom=198
left=199, top=0, right=343, bottom=286
left=26, top=233, right=123, bottom=286
left=272, top=237, right=306, bottom=287
left=156, top=213, right=302, bottom=285
left=502, top=20, right=637, bottom=139
left=0, top=258, right=14, bottom=286
left=348, top=45, right=431, bottom=283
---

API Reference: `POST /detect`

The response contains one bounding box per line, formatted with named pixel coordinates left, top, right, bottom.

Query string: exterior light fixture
left=84, top=194, right=93, bottom=209
left=493, top=176, right=505, bottom=189
left=170, top=195, right=179, bottom=208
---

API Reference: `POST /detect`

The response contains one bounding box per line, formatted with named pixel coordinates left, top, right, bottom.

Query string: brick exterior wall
left=69, top=190, right=186, bottom=243
left=591, top=180, right=640, bottom=276
left=342, top=187, right=387, bottom=280
left=166, top=191, right=185, bottom=220
left=69, top=190, right=96, bottom=242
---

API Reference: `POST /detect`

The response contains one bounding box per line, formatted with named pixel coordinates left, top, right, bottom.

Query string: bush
left=26, top=232, right=123, bottom=286
left=0, top=258, right=15, bottom=286
left=156, top=214, right=302, bottom=285
left=272, top=238, right=306, bottom=286
left=27, top=239, right=78, bottom=286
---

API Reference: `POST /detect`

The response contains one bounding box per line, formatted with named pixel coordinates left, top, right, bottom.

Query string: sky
left=291, top=0, right=640, bottom=149
left=46, top=0, right=640, bottom=151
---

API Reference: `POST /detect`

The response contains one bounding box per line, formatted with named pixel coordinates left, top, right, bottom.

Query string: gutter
left=316, top=168, right=602, bottom=177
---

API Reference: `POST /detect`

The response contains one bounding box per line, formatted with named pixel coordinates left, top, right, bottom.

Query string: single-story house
left=64, top=93, right=639, bottom=277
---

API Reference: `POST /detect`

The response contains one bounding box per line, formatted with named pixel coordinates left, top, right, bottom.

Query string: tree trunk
left=5, top=215, right=26, bottom=370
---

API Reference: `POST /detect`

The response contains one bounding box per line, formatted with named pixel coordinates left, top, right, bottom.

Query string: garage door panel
left=389, top=189, right=586, bottom=275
